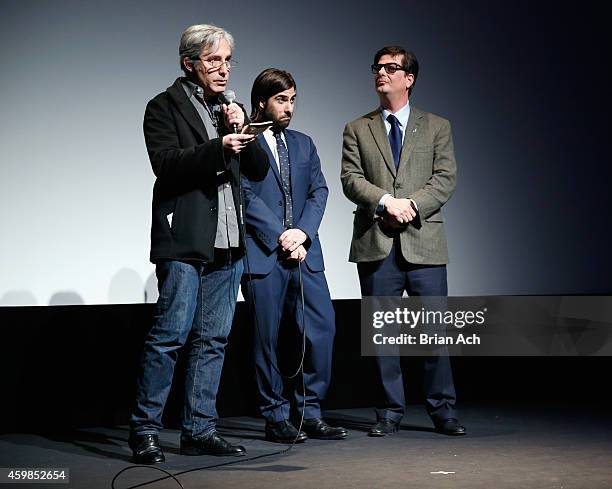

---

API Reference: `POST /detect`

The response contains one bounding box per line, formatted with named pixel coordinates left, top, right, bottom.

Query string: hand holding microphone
left=220, top=90, right=255, bottom=154
left=221, top=90, right=244, bottom=132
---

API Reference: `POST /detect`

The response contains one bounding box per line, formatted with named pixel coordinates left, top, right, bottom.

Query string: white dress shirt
left=262, top=127, right=287, bottom=171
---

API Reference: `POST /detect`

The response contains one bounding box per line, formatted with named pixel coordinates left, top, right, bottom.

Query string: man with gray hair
left=129, top=24, right=268, bottom=463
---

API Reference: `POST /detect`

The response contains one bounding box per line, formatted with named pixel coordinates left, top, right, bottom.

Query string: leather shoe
left=128, top=433, right=165, bottom=464
left=180, top=431, right=246, bottom=456
left=434, top=418, right=466, bottom=436
left=265, top=420, right=307, bottom=443
left=368, top=418, right=400, bottom=437
left=302, top=418, right=348, bottom=440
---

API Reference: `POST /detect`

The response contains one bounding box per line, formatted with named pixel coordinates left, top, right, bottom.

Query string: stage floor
left=1, top=403, right=611, bottom=488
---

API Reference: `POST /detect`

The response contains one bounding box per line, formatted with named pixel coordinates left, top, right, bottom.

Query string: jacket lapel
left=257, top=133, right=283, bottom=190
left=166, top=78, right=209, bottom=141
left=397, top=106, right=423, bottom=172
left=285, top=130, right=299, bottom=198
left=368, top=110, right=396, bottom=177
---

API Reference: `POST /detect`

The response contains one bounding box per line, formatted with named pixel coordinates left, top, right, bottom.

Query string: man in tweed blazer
left=341, top=46, right=465, bottom=437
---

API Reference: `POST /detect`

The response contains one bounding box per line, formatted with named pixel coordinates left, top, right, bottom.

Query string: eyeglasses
left=196, top=58, right=236, bottom=71
left=371, top=63, right=407, bottom=75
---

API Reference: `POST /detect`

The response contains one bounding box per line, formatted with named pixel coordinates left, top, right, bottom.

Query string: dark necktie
left=274, top=131, right=293, bottom=228
left=387, top=114, right=402, bottom=168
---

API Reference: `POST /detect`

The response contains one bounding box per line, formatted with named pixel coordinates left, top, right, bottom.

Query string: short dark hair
left=374, top=46, right=419, bottom=95
left=250, top=68, right=296, bottom=122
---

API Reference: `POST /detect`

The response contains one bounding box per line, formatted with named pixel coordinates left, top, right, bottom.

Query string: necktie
left=274, top=131, right=293, bottom=228
left=387, top=114, right=402, bottom=169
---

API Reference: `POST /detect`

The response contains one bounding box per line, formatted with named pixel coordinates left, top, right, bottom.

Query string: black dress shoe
left=368, top=418, right=401, bottom=437
left=434, top=418, right=466, bottom=436
left=302, top=418, right=348, bottom=440
left=128, top=433, right=165, bottom=464
left=265, top=420, right=307, bottom=443
left=180, top=431, right=246, bottom=456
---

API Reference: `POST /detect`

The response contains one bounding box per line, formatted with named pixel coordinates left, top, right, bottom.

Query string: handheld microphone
left=221, top=89, right=236, bottom=105
left=221, top=90, right=238, bottom=133
left=222, top=89, right=245, bottom=224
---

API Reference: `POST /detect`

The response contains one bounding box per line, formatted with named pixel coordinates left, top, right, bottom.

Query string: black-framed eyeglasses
left=371, top=63, right=407, bottom=75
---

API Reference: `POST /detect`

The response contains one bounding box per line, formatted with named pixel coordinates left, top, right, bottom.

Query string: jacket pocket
left=425, top=211, right=444, bottom=223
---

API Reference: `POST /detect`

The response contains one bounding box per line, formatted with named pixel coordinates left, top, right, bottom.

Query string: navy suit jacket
left=242, top=129, right=328, bottom=275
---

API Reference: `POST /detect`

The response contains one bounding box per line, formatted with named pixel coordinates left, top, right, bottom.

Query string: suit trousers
left=243, top=259, right=335, bottom=422
left=357, top=240, right=457, bottom=424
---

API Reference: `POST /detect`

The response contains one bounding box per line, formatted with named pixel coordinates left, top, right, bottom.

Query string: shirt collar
left=264, top=127, right=285, bottom=142
left=181, top=78, right=201, bottom=97
left=381, top=100, right=411, bottom=129
left=181, top=78, right=220, bottom=105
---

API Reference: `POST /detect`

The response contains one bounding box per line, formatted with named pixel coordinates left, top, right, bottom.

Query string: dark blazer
left=144, top=78, right=268, bottom=264
left=241, top=130, right=328, bottom=275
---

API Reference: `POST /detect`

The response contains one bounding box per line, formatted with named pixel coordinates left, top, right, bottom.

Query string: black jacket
left=144, top=77, right=268, bottom=263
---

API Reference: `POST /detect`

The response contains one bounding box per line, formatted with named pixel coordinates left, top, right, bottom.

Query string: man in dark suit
left=341, top=46, right=466, bottom=436
left=241, top=68, right=347, bottom=443
left=129, top=24, right=268, bottom=464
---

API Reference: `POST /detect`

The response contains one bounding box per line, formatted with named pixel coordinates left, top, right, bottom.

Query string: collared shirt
left=377, top=100, right=413, bottom=213
left=381, top=100, right=411, bottom=143
left=261, top=127, right=287, bottom=171
left=262, top=127, right=294, bottom=229
left=181, top=78, right=239, bottom=249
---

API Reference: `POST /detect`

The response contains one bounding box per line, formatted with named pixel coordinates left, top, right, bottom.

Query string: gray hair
left=179, top=24, right=235, bottom=73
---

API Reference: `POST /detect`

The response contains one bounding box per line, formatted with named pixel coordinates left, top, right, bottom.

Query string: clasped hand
left=279, top=229, right=308, bottom=262
left=279, top=228, right=307, bottom=252
left=383, top=197, right=416, bottom=225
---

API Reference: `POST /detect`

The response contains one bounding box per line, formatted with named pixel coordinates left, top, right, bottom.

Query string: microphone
left=221, top=90, right=238, bottom=133
left=221, top=89, right=236, bottom=105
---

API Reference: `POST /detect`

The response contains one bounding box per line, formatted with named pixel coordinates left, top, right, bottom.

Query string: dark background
left=0, top=301, right=609, bottom=433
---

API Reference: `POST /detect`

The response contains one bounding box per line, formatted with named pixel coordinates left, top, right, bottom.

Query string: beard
left=272, top=120, right=290, bottom=133
left=264, top=109, right=291, bottom=133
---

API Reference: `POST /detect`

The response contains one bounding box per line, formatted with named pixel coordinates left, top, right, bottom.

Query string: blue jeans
left=130, top=250, right=244, bottom=437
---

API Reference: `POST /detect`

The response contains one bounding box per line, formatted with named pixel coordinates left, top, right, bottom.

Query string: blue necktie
left=387, top=114, right=402, bottom=169
left=274, top=131, right=293, bottom=228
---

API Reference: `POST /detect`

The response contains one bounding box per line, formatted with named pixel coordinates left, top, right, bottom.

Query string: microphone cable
left=237, top=139, right=308, bottom=438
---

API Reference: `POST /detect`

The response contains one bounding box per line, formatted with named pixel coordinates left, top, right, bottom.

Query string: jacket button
left=278, top=201, right=283, bottom=206
left=210, top=207, right=217, bottom=212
